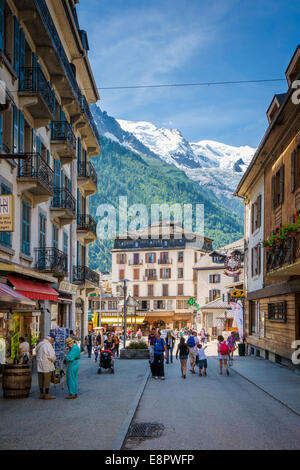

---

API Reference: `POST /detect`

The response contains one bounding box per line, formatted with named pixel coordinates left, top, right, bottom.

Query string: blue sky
left=77, top=0, right=299, bottom=147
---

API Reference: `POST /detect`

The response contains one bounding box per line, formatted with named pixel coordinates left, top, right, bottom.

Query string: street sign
left=0, top=195, right=14, bottom=232
left=231, top=289, right=246, bottom=298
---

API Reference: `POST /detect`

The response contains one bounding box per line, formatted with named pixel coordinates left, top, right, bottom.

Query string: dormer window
left=285, top=45, right=300, bottom=87
left=266, top=94, right=286, bottom=124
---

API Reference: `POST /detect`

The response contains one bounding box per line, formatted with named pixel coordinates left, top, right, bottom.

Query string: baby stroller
left=97, top=349, right=114, bottom=374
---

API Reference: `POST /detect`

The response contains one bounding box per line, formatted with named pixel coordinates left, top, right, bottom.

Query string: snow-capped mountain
left=91, top=104, right=256, bottom=216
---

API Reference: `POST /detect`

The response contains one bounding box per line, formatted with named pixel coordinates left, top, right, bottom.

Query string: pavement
left=123, top=342, right=300, bottom=450
left=0, top=354, right=148, bottom=450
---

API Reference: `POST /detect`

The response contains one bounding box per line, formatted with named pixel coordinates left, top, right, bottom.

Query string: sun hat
left=65, top=337, right=74, bottom=346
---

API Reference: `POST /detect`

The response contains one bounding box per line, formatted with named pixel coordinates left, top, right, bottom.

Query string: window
left=108, top=301, right=118, bottom=310
left=251, top=245, right=261, bottom=277
left=133, top=253, right=140, bottom=264
left=250, top=301, right=260, bottom=335
left=145, top=269, right=156, bottom=280
left=178, top=251, right=184, bottom=262
left=13, top=17, right=25, bottom=79
left=209, top=289, right=220, bottom=302
left=162, top=284, right=169, bottom=296
left=160, top=268, right=171, bottom=279
left=21, top=200, right=31, bottom=255
left=177, top=284, right=183, bottom=295
left=146, top=252, right=156, bottom=263
left=194, top=252, right=197, bottom=263
left=119, top=269, right=125, bottom=280
left=133, top=269, right=139, bottom=280
left=167, top=299, right=173, bottom=310
left=159, top=252, right=169, bottom=264
left=268, top=302, right=286, bottom=322
left=251, top=195, right=262, bottom=233
left=291, top=147, right=300, bottom=192
left=52, top=224, right=58, bottom=249
left=272, top=165, right=284, bottom=209
left=117, top=253, right=126, bottom=264
left=209, top=274, right=221, bottom=283
left=178, top=268, right=184, bottom=279
left=176, top=300, right=188, bottom=310
left=133, top=285, right=139, bottom=297
left=0, top=183, right=12, bottom=248
left=154, top=300, right=165, bottom=310
left=39, top=213, right=46, bottom=248
left=63, top=232, right=68, bottom=255
left=148, top=284, right=154, bottom=297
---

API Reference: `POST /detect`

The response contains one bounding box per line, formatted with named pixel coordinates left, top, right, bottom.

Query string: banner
left=230, top=301, right=244, bottom=340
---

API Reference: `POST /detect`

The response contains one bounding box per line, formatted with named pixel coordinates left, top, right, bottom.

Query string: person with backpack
left=152, top=331, right=167, bottom=380
left=217, top=335, right=230, bottom=375
left=176, top=337, right=189, bottom=378
left=187, top=331, right=199, bottom=374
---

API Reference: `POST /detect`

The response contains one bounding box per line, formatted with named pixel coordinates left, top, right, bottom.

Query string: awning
left=0, top=283, right=36, bottom=307
left=8, top=275, right=58, bottom=301
left=101, top=317, right=145, bottom=325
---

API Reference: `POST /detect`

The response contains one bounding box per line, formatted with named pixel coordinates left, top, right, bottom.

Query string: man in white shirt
left=35, top=335, right=56, bottom=400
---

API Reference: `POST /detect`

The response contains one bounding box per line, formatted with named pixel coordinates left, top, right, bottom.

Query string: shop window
left=268, top=302, right=286, bottom=322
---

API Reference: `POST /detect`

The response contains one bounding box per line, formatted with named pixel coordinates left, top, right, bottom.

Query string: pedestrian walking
left=166, top=331, right=175, bottom=364
left=152, top=331, right=167, bottom=380
left=148, top=327, right=156, bottom=366
left=94, top=343, right=100, bottom=362
left=227, top=331, right=237, bottom=366
left=35, top=334, right=56, bottom=400
left=217, top=335, right=230, bottom=376
left=65, top=337, right=81, bottom=399
left=197, top=343, right=208, bottom=376
left=176, top=337, right=189, bottom=378
left=187, top=331, right=199, bottom=374
left=114, top=333, right=120, bottom=357
left=136, top=329, right=143, bottom=342
left=84, top=331, right=93, bottom=358
left=200, top=328, right=206, bottom=345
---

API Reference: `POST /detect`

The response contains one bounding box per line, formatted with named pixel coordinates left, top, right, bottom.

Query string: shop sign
left=0, top=195, right=14, bottom=232
left=58, top=281, right=77, bottom=295
left=224, top=255, right=242, bottom=277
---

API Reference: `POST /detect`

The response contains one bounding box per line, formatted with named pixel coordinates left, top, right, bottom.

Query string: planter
left=120, top=348, right=150, bottom=360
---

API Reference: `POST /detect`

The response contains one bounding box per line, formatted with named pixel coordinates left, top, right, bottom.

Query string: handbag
left=51, top=370, right=61, bottom=385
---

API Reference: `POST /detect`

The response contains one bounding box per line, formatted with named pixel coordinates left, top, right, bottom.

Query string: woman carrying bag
left=64, top=337, right=81, bottom=399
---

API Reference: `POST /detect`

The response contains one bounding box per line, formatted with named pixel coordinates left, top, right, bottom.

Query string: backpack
left=187, top=336, right=195, bottom=348
left=220, top=341, right=229, bottom=355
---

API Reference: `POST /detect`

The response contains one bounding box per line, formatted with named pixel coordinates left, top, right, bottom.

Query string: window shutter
left=217, top=274, right=221, bottom=283
left=251, top=204, right=254, bottom=233
left=13, top=106, right=19, bottom=154
left=117, top=254, right=120, bottom=264
left=14, top=17, right=20, bottom=74
left=19, top=27, right=25, bottom=72
left=153, top=253, right=156, bottom=263
left=291, top=149, right=296, bottom=193
left=258, top=245, right=261, bottom=275
left=19, top=112, right=25, bottom=153
left=209, top=290, right=212, bottom=302
left=251, top=248, right=254, bottom=277
left=160, top=268, right=163, bottom=278
left=0, top=0, right=4, bottom=51
left=279, top=165, right=285, bottom=204
left=271, top=175, right=275, bottom=210
left=257, top=195, right=262, bottom=229
left=0, top=114, right=3, bottom=150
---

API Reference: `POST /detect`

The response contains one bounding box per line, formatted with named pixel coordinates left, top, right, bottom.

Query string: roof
left=200, top=298, right=232, bottom=310
left=195, top=238, right=244, bottom=270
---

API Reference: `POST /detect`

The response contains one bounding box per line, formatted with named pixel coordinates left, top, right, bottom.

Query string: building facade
left=111, top=222, right=213, bottom=333
left=235, top=46, right=300, bottom=366
left=0, top=0, right=100, bottom=358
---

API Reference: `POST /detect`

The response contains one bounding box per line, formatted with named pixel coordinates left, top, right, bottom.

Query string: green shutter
left=13, top=106, right=19, bottom=153
left=0, top=0, right=4, bottom=52
left=19, top=111, right=25, bottom=153
left=21, top=200, right=31, bottom=255
left=14, top=17, right=20, bottom=74
left=77, top=137, right=81, bottom=172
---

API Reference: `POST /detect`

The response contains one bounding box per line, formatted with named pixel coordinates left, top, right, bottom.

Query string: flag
left=230, top=301, right=244, bottom=340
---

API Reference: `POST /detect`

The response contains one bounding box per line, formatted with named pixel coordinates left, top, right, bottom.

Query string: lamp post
left=119, top=279, right=130, bottom=349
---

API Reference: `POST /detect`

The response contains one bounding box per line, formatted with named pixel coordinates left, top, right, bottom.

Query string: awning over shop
left=8, top=276, right=58, bottom=301
left=0, top=283, right=36, bottom=307
left=101, top=317, right=145, bottom=325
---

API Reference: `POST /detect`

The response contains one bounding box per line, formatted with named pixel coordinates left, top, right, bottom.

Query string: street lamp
left=119, top=279, right=130, bottom=349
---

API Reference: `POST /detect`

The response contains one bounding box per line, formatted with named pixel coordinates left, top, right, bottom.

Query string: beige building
left=111, top=222, right=213, bottom=333
left=195, top=239, right=244, bottom=337
left=0, top=0, right=100, bottom=357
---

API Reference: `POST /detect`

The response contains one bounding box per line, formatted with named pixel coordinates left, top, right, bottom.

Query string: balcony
left=266, top=234, right=300, bottom=279
left=35, top=247, right=68, bottom=277
left=128, top=260, right=144, bottom=266
left=77, top=161, right=98, bottom=196
left=73, top=265, right=100, bottom=287
left=50, top=121, right=76, bottom=165
left=50, top=188, right=76, bottom=227
left=18, top=67, right=56, bottom=128
left=158, top=259, right=173, bottom=265
left=17, top=153, right=54, bottom=204
left=143, top=275, right=158, bottom=281
left=77, top=214, right=97, bottom=245
left=14, top=0, right=100, bottom=152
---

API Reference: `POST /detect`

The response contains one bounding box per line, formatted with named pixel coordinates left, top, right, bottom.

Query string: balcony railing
left=266, top=236, right=298, bottom=273
left=51, top=121, right=76, bottom=152
left=77, top=214, right=97, bottom=236
left=19, top=67, right=56, bottom=117
left=143, top=275, right=158, bottom=281
left=35, top=247, right=68, bottom=275
left=34, top=0, right=101, bottom=148
left=73, top=265, right=100, bottom=286
left=128, top=260, right=144, bottom=266
left=158, top=259, right=173, bottom=265
left=78, top=161, right=98, bottom=187
left=17, top=153, right=54, bottom=192
left=51, top=187, right=76, bottom=215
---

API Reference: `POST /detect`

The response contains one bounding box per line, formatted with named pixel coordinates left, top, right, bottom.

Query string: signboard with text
left=0, top=195, right=14, bottom=232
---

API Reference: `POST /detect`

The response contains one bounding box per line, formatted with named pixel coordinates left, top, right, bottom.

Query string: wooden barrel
left=2, top=364, right=32, bottom=398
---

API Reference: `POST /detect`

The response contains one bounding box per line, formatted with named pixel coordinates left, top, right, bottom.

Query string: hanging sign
left=224, top=255, right=241, bottom=277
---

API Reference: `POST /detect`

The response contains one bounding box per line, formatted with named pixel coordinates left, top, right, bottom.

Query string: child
left=197, top=343, right=208, bottom=376
left=217, top=335, right=230, bottom=376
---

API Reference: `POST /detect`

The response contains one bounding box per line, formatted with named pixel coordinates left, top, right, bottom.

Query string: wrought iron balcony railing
left=35, top=247, right=68, bottom=275
left=17, top=153, right=54, bottom=192
left=51, top=187, right=76, bottom=215
left=78, top=161, right=98, bottom=187
left=266, top=236, right=298, bottom=273
left=157, top=259, right=173, bottom=264
left=73, top=265, right=100, bottom=286
left=19, top=67, right=56, bottom=117
left=51, top=121, right=76, bottom=152
left=34, top=0, right=101, bottom=148
left=77, top=214, right=97, bottom=236
left=143, top=275, right=158, bottom=281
